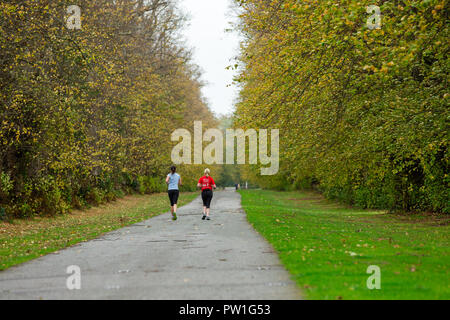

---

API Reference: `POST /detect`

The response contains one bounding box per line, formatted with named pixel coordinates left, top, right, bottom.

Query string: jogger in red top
left=197, top=168, right=216, bottom=220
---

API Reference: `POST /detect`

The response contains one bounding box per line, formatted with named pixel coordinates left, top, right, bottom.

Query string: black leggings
left=201, top=189, right=213, bottom=208
left=168, top=190, right=179, bottom=206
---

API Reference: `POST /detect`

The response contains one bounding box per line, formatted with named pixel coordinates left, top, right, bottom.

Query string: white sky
left=179, top=0, right=241, bottom=116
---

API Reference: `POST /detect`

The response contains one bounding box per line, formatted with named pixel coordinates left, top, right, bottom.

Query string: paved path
left=0, top=190, right=301, bottom=300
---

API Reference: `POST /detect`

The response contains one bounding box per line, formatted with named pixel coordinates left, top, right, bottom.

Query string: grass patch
left=239, top=189, right=449, bottom=300
left=0, top=192, right=198, bottom=271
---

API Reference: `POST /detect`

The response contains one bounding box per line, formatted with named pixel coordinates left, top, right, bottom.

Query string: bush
left=35, top=176, right=69, bottom=215
left=19, top=203, right=33, bottom=217
left=71, top=195, right=85, bottom=209
left=85, top=188, right=105, bottom=206
left=0, top=172, right=13, bottom=199
left=134, top=175, right=166, bottom=194
left=135, top=176, right=146, bottom=194
left=114, top=188, right=125, bottom=199
left=0, top=207, right=8, bottom=221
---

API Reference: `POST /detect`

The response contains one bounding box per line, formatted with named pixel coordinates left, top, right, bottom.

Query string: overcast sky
left=179, top=0, right=241, bottom=116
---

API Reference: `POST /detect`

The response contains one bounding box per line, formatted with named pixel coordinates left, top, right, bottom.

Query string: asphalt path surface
left=0, top=189, right=301, bottom=300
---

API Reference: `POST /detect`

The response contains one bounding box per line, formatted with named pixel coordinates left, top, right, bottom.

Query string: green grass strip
left=239, top=189, right=449, bottom=300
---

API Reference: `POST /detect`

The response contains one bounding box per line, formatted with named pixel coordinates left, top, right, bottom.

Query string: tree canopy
left=0, top=0, right=216, bottom=217
left=233, top=0, right=448, bottom=212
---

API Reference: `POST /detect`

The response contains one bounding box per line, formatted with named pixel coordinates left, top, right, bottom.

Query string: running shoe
left=206, top=216, right=211, bottom=221
left=172, top=213, right=177, bottom=221
left=202, top=214, right=206, bottom=220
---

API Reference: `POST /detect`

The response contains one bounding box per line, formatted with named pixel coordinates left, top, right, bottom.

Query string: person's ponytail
left=170, top=165, right=176, bottom=174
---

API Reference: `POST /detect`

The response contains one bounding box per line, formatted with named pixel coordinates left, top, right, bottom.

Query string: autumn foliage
left=234, top=0, right=448, bottom=212
left=0, top=0, right=215, bottom=217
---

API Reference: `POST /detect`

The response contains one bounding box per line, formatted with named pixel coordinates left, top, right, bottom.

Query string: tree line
left=233, top=0, right=448, bottom=213
left=0, top=0, right=216, bottom=218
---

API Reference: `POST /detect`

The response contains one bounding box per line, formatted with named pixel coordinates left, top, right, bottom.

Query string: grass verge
left=239, top=189, right=449, bottom=300
left=0, top=192, right=198, bottom=271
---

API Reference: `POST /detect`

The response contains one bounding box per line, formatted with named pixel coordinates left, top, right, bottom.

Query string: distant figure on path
left=197, top=168, right=216, bottom=221
left=166, top=165, right=182, bottom=221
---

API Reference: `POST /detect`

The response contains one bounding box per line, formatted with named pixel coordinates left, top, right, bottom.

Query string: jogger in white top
left=166, top=165, right=182, bottom=220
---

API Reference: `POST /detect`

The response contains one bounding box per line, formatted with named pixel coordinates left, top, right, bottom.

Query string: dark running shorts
left=201, top=189, right=213, bottom=208
left=168, top=190, right=179, bottom=206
